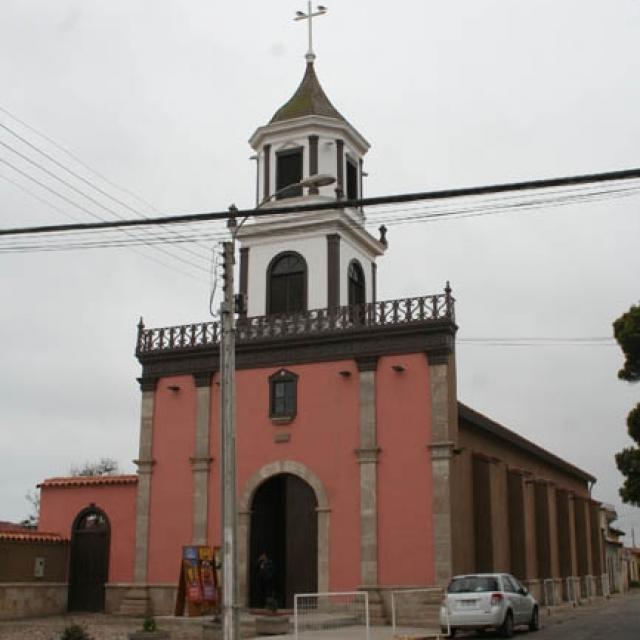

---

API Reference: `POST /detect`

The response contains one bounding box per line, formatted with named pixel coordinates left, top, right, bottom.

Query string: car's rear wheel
left=499, top=610, right=514, bottom=638
left=529, top=605, right=540, bottom=631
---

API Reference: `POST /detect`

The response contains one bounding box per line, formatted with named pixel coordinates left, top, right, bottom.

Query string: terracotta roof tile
left=38, top=474, right=138, bottom=488
left=0, top=531, right=68, bottom=544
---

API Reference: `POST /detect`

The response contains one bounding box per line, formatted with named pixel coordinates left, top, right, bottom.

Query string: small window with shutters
left=269, top=369, right=298, bottom=421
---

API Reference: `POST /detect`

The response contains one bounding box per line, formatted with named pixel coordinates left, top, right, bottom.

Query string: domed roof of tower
left=269, top=61, right=346, bottom=124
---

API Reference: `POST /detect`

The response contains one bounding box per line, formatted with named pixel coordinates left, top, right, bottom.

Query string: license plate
left=460, top=599, right=476, bottom=607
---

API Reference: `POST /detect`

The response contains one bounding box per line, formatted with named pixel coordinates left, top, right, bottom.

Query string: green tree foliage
left=614, top=303, right=640, bottom=506
left=628, top=403, right=640, bottom=443
left=616, top=448, right=640, bottom=507
left=613, top=303, right=640, bottom=381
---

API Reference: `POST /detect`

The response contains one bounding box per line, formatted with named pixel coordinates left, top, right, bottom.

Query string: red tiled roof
left=38, top=474, right=138, bottom=488
left=0, top=531, right=68, bottom=544
left=0, top=521, right=32, bottom=532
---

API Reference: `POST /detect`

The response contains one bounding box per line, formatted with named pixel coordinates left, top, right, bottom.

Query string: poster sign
left=175, top=545, right=220, bottom=616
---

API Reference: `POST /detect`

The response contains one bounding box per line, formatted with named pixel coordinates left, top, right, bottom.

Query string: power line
left=0, top=171, right=206, bottom=282
left=0, top=104, right=159, bottom=214
left=0, top=117, right=214, bottom=258
left=2, top=167, right=640, bottom=238
left=0, top=150, right=211, bottom=274
left=1, top=179, right=638, bottom=254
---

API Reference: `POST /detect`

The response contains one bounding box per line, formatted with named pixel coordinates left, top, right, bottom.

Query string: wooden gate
left=68, top=506, right=110, bottom=612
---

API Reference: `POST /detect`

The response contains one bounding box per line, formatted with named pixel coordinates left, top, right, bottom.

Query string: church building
left=37, top=39, right=606, bottom=620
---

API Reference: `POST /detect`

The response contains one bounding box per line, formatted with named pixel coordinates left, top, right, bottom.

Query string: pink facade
left=377, top=354, right=434, bottom=586
left=147, top=375, right=197, bottom=583
left=38, top=479, right=136, bottom=583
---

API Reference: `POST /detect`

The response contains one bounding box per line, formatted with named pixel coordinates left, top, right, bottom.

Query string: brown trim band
left=371, top=262, right=377, bottom=305
left=193, top=372, right=213, bottom=387
left=137, top=377, right=157, bottom=392
left=309, top=135, right=319, bottom=195
left=356, top=355, right=379, bottom=372
left=239, top=247, right=249, bottom=318
left=336, top=139, right=344, bottom=198
left=263, top=144, right=271, bottom=201
left=327, top=233, right=340, bottom=309
left=138, top=321, right=455, bottom=382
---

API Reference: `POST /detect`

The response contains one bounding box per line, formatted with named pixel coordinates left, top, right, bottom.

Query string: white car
left=439, top=573, right=540, bottom=637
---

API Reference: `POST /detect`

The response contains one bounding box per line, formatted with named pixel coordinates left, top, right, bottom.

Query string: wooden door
left=249, top=474, right=318, bottom=609
left=68, top=508, right=109, bottom=612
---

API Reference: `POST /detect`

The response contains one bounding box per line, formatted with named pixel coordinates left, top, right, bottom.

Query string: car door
left=502, top=575, right=524, bottom=623
left=511, top=575, right=533, bottom=622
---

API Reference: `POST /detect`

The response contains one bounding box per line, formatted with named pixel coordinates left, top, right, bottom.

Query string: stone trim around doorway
left=237, top=460, right=330, bottom=606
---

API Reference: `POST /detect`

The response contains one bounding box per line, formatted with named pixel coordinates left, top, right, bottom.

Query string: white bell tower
left=237, top=5, right=386, bottom=318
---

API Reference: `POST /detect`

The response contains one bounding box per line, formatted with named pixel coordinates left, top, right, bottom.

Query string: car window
left=502, top=575, right=518, bottom=593
left=448, top=576, right=499, bottom=593
left=510, top=576, right=525, bottom=592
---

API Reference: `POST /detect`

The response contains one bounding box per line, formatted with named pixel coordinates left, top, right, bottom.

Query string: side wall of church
left=39, top=483, right=137, bottom=582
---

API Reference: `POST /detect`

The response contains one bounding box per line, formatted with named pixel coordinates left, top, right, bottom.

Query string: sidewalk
left=0, top=590, right=637, bottom=640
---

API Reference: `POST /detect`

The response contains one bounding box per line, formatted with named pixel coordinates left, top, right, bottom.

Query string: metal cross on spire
left=294, top=2, right=328, bottom=63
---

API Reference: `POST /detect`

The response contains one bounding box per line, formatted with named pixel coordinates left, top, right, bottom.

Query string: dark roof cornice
left=458, top=402, right=596, bottom=483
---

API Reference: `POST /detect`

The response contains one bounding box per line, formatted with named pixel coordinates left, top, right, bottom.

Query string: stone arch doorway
left=239, top=461, right=330, bottom=609
left=68, top=505, right=110, bottom=612
left=249, top=474, right=317, bottom=608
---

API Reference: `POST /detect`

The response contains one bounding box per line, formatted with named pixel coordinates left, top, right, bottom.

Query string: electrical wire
left=3, top=178, right=637, bottom=253
left=0, top=172, right=206, bottom=282
left=0, top=117, right=214, bottom=257
left=0, top=152, right=211, bottom=274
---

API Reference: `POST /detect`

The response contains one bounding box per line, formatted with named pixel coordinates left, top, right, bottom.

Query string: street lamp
left=258, top=173, right=336, bottom=207
left=218, top=171, right=335, bottom=640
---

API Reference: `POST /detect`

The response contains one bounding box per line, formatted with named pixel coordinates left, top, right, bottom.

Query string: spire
left=269, top=61, right=346, bottom=124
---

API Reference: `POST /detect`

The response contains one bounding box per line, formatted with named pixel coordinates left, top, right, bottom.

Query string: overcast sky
left=1, top=1, right=639, bottom=542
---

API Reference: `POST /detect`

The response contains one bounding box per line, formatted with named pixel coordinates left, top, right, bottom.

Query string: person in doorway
left=257, top=551, right=276, bottom=608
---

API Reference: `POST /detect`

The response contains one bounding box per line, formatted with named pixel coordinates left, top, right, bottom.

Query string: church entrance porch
left=249, top=473, right=318, bottom=608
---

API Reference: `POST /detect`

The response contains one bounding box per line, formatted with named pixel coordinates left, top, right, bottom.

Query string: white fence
left=542, top=578, right=556, bottom=606
left=565, top=576, right=580, bottom=604
left=294, top=591, right=369, bottom=640
left=391, top=587, right=445, bottom=638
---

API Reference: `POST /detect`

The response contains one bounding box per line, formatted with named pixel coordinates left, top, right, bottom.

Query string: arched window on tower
left=348, top=260, right=366, bottom=323
left=267, top=252, right=307, bottom=315
left=348, top=260, right=365, bottom=307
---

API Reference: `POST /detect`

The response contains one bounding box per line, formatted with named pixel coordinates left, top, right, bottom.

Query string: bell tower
left=238, top=5, right=386, bottom=318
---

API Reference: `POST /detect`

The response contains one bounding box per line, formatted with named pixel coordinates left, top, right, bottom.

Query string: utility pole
left=220, top=210, right=239, bottom=640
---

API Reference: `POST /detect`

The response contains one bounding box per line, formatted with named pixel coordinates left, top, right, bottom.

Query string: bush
left=142, top=616, right=157, bottom=632
left=630, top=579, right=640, bottom=589
left=60, top=625, right=92, bottom=640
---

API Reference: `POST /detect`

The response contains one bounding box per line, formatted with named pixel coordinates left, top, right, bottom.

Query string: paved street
left=0, top=591, right=638, bottom=639
left=532, top=591, right=640, bottom=640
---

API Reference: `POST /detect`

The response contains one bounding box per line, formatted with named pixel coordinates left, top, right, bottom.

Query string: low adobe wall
left=106, top=583, right=178, bottom=616
left=0, top=582, right=67, bottom=620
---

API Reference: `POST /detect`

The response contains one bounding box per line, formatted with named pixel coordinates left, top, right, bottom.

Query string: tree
left=614, top=303, right=640, bottom=507
left=614, top=303, right=640, bottom=381
left=70, top=457, right=120, bottom=477
left=21, top=488, right=40, bottom=528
